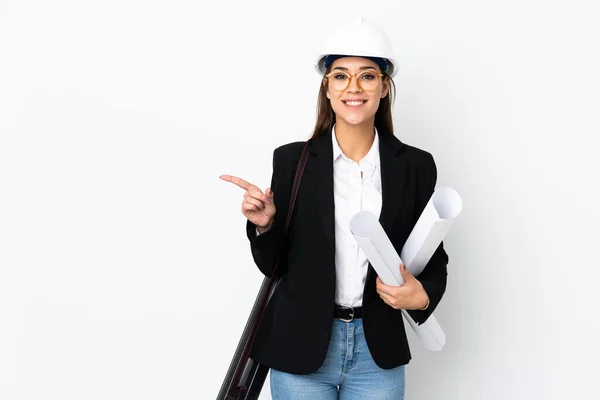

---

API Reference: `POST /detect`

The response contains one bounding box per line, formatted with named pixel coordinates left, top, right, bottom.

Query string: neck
left=334, top=119, right=376, bottom=162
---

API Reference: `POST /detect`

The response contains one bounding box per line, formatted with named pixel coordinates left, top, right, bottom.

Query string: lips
left=342, top=100, right=368, bottom=107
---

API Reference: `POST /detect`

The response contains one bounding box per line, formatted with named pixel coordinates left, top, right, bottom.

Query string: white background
left=1, top=1, right=599, bottom=399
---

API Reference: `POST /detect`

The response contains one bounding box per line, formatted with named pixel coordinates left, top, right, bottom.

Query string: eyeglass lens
left=329, top=71, right=381, bottom=91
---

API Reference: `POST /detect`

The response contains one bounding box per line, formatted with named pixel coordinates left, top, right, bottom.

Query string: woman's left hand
left=376, top=263, right=429, bottom=310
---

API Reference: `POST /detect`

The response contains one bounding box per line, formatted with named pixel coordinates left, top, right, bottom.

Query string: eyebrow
left=332, top=66, right=378, bottom=71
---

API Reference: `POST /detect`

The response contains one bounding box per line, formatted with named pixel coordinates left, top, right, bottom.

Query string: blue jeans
left=270, top=318, right=405, bottom=399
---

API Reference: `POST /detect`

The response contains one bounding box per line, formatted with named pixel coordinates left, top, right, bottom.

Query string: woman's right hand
left=219, top=174, right=276, bottom=231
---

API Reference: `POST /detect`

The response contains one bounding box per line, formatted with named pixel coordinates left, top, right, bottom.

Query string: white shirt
left=257, top=127, right=383, bottom=308
left=332, top=126, right=382, bottom=307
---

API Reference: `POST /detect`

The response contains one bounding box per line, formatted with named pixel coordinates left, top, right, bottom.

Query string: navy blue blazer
left=246, top=129, right=449, bottom=374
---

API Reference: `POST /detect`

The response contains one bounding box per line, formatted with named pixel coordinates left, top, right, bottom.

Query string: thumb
left=265, top=188, right=274, bottom=201
left=400, top=263, right=412, bottom=279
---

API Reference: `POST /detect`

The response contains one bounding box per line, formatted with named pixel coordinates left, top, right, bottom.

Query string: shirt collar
left=332, top=125, right=380, bottom=167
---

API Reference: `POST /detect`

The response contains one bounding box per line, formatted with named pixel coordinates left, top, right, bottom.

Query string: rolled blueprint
left=401, top=186, right=463, bottom=277
left=349, top=186, right=462, bottom=351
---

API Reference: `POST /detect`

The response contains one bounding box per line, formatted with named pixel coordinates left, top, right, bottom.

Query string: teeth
left=345, top=101, right=364, bottom=106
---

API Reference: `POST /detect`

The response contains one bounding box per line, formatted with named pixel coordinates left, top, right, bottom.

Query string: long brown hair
left=310, top=64, right=396, bottom=140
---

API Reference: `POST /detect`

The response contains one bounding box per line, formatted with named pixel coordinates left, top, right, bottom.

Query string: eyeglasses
left=325, top=70, right=385, bottom=92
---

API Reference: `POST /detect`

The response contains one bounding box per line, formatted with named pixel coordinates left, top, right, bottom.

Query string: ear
left=381, top=77, right=390, bottom=99
left=323, top=78, right=331, bottom=99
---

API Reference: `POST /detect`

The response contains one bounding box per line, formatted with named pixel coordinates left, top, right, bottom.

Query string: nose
left=346, top=75, right=362, bottom=93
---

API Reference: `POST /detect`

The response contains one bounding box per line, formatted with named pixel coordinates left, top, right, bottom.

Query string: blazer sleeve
left=406, top=152, right=449, bottom=325
left=245, top=146, right=293, bottom=278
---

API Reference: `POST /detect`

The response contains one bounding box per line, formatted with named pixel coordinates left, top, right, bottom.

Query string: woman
left=220, top=17, right=448, bottom=400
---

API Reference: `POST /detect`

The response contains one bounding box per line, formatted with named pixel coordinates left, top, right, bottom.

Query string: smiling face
left=324, top=56, right=390, bottom=128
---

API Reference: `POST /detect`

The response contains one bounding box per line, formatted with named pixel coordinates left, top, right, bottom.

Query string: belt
left=334, top=305, right=362, bottom=322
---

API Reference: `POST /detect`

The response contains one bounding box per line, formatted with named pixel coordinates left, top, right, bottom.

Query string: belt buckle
left=339, top=306, right=354, bottom=322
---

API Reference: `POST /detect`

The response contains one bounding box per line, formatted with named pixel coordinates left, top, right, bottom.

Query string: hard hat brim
left=315, top=54, right=398, bottom=78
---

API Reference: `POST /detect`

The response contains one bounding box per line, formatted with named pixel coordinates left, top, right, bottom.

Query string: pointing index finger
left=219, top=174, right=255, bottom=191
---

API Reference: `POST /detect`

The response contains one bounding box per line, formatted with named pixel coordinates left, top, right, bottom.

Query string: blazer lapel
left=307, top=133, right=335, bottom=249
left=378, top=130, right=407, bottom=235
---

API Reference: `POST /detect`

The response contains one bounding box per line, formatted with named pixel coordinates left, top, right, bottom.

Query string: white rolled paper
left=401, top=186, right=462, bottom=277
left=349, top=186, right=462, bottom=351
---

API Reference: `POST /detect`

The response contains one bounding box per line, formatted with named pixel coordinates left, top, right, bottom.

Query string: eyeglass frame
left=324, top=70, right=386, bottom=92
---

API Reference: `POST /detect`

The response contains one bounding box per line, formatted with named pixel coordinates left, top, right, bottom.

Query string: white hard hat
left=315, top=17, right=398, bottom=78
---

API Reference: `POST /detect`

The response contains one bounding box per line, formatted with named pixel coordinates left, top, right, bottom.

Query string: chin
left=338, top=113, right=373, bottom=127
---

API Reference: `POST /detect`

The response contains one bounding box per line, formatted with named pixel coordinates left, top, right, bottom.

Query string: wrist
left=418, top=294, right=430, bottom=310
left=257, top=218, right=274, bottom=234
